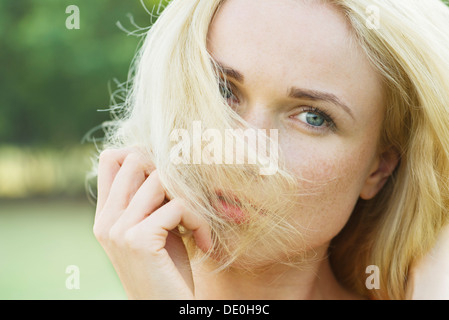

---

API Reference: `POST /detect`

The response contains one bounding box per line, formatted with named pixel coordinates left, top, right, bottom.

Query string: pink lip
left=214, top=190, right=247, bottom=224
left=218, top=198, right=246, bottom=223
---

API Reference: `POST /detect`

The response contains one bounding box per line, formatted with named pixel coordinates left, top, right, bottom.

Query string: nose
left=239, top=103, right=273, bottom=130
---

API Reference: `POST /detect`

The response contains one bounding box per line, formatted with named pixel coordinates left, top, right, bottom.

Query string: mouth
left=214, top=190, right=247, bottom=224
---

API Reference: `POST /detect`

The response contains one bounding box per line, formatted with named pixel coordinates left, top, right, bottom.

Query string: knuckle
left=150, top=187, right=166, bottom=207
left=108, top=225, right=125, bottom=246
left=120, top=153, right=146, bottom=173
left=98, top=148, right=155, bottom=173
left=124, top=152, right=144, bottom=165
left=93, top=223, right=108, bottom=243
left=99, top=149, right=119, bottom=163
left=170, top=198, right=188, bottom=212
left=124, top=151, right=155, bottom=173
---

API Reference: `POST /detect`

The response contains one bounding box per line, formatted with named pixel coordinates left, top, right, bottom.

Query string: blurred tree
left=0, top=0, right=164, bottom=147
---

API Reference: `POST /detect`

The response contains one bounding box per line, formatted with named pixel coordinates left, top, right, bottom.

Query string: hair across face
left=98, top=0, right=449, bottom=299
left=203, top=0, right=387, bottom=264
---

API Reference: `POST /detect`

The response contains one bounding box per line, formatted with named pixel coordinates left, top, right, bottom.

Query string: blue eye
left=297, top=111, right=326, bottom=127
left=306, top=112, right=325, bottom=126
left=219, top=82, right=240, bottom=106
left=292, top=107, right=337, bottom=132
left=220, top=84, right=233, bottom=99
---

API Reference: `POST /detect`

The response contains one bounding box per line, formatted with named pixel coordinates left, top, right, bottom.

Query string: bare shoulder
left=407, top=224, right=449, bottom=300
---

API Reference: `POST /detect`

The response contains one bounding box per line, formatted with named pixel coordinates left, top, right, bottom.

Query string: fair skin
left=93, top=0, right=449, bottom=299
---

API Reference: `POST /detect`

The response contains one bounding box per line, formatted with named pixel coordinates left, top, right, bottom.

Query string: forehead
left=207, top=0, right=383, bottom=118
left=208, top=0, right=353, bottom=75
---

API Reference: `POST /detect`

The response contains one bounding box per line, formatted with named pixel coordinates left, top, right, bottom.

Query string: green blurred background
left=4, top=0, right=447, bottom=301
left=0, top=0, right=164, bottom=299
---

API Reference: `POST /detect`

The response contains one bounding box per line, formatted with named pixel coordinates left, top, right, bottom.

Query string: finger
left=115, top=170, right=167, bottom=230
left=132, top=198, right=212, bottom=254
left=98, top=154, right=157, bottom=241
left=96, top=147, right=155, bottom=215
left=96, top=148, right=133, bottom=216
left=98, top=152, right=151, bottom=230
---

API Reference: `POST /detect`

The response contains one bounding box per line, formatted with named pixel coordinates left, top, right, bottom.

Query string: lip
left=214, top=190, right=247, bottom=223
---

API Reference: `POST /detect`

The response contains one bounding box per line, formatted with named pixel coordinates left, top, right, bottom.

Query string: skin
left=195, top=0, right=394, bottom=299
left=207, top=0, right=388, bottom=252
left=93, top=0, right=449, bottom=299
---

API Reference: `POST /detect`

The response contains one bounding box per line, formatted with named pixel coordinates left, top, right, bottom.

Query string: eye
left=297, top=112, right=326, bottom=127
left=219, top=83, right=233, bottom=99
left=219, top=82, right=240, bottom=106
left=291, top=107, right=336, bottom=132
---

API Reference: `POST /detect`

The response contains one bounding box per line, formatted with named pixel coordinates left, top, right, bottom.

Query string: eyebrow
left=215, top=60, right=355, bottom=119
left=215, top=61, right=245, bottom=83
left=288, top=87, right=355, bottom=120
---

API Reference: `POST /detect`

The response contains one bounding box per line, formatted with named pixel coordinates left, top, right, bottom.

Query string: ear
left=360, top=147, right=400, bottom=200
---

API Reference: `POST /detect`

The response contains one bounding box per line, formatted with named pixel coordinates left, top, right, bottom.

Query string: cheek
left=282, top=138, right=375, bottom=246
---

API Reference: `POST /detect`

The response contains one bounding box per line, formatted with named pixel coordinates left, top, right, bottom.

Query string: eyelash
left=291, top=106, right=337, bottom=133
left=219, top=81, right=240, bottom=106
left=218, top=82, right=337, bottom=133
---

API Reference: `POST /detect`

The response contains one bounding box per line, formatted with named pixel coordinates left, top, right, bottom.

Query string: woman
left=92, top=0, right=449, bottom=299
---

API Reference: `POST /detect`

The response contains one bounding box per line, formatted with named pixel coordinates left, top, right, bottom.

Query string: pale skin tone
left=93, top=0, right=449, bottom=299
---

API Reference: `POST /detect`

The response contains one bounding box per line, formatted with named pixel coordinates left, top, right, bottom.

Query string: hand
left=407, top=224, right=449, bottom=300
left=93, top=148, right=212, bottom=299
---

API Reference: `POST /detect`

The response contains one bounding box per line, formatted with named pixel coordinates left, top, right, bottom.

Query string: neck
left=192, top=246, right=361, bottom=300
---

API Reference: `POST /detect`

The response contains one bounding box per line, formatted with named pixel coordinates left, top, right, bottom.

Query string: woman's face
left=207, top=0, right=389, bottom=250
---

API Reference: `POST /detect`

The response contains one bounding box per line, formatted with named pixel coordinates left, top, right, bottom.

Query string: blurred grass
left=0, top=198, right=127, bottom=299
left=0, top=146, right=128, bottom=299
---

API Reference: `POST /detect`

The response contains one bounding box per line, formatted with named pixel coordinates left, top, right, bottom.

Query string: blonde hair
left=94, top=0, right=449, bottom=299
left=328, top=0, right=449, bottom=300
